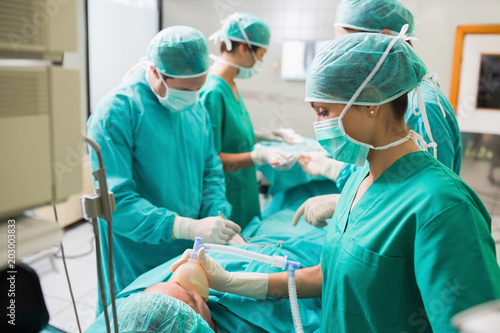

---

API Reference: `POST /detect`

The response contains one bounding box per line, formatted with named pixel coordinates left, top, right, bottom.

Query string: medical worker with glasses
left=199, top=13, right=297, bottom=229
left=294, top=0, right=462, bottom=228
left=87, top=26, right=241, bottom=313
left=182, top=29, right=500, bottom=332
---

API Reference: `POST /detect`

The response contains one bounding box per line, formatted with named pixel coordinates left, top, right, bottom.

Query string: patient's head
left=115, top=283, right=215, bottom=332
left=143, top=282, right=213, bottom=326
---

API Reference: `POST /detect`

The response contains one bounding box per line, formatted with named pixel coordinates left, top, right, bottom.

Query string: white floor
left=23, top=215, right=500, bottom=333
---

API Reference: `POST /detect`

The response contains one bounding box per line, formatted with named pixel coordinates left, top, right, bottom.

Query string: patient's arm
left=267, top=264, right=322, bottom=299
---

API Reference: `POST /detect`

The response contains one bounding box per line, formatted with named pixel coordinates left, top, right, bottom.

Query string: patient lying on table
left=87, top=209, right=325, bottom=332
left=115, top=282, right=216, bottom=332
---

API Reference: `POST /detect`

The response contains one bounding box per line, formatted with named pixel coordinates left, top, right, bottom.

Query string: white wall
left=88, top=0, right=159, bottom=112
left=400, top=0, right=500, bottom=99
left=63, top=0, right=88, bottom=134
left=163, top=0, right=500, bottom=138
left=163, top=0, right=339, bottom=138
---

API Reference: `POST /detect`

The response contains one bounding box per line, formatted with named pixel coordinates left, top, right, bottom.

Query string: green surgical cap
left=335, top=0, right=416, bottom=35
left=147, top=26, right=209, bottom=78
left=114, top=292, right=214, bottom=332
left=210, top=12, right=270, bottom=50
left=305, top=32, right=427, bottom=105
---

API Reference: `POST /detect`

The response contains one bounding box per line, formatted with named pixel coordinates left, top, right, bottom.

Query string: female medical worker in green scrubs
left=295, top=0, right=462, bottom=227
left=185, top=29, right=500, bottom=332
left=87, top=26, right=241, bottom=313
left=199, top=13, right=296, bottom=229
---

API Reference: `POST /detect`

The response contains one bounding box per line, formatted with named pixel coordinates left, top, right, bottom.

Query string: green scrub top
left=336, top=83, right=462, bottom=192
left=199, top=74, right=261, bottom=229
left=321, top=151, right=500, bottom=332
left=87, top=69, right=231, bottom=313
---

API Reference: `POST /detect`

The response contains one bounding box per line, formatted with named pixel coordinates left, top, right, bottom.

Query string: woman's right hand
left=198, top=248, right=269, bottom=299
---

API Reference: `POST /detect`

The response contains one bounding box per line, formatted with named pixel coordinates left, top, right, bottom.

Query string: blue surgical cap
left=335, top=0, right=416, bottom=35
left=305, top=32, right=427, bottom=105
left=114, top=292, right=214, bottom=332
left=210, top=12, right=270, bottom=50
left=147, top=26, right=209, bottom=78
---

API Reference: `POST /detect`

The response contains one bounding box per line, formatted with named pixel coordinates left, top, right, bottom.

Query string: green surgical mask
left=314, top=117, right=370, bottom=167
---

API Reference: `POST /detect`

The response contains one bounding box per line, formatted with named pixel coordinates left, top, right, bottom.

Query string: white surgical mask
left=148, top=68, right=199, bottom=111
left=236, top=54, right=262, bottom=79
left=209, top=54, right=262, bottom=79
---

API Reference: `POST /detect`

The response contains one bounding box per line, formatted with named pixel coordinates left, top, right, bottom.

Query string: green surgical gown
left=336, top=84, right=462, bottom=192
left=199, top=74, right=260, bottom=229
left=87, top=69, right=231, bottom=313
left=321, top=151, right=500, bottom=332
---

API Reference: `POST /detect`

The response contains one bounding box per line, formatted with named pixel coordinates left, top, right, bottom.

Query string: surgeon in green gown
left=199, top=13, right=297, bottom=229
left=191, top=30, right=500, bottom=332
left=87, top=26, right=241, bottom=314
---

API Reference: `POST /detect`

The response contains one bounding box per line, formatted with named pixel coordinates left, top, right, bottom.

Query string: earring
left=370, top=110, right=375, bottom=115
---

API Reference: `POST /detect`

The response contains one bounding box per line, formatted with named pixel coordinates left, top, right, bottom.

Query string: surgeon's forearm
left=219, top=152, right=254, bottom=172
left=267, top=265, right=322, bottom=299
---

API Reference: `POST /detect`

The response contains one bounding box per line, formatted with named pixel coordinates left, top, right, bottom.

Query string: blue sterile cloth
left=256, top=138, right=327, bottom=195
left=87, top=209, right=324, bottom=332
left=261, top=180, right=339, bottom=219
left=256, top=138, right=339, bottom=218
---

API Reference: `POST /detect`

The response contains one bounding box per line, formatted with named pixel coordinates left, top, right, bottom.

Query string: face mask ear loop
left=416, top=85, right=438, bottom=158
left=338, top=24, right=410, bottom=146
left=122, top=57, right=151, bottom=84
left=209, top=53, right=243, bottom=69
left=209, top=15, right=234, bottom=51
left=223, top=35, right=232, bottom=51
left=154, top=67, right=169, bottom=99
left=409, top=130, right=429, bottom=152
left=411, top=89, right=419, bottom=116
left=234, top=14, right=259, bottom=63
left=421, top=74, right=446, bottom=118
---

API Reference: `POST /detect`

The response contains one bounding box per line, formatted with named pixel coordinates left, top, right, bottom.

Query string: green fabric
left=321, top=151, right=500, bottom=332
left=405, top=83, right=462, bottom=175
left=262, top=180, right=339, bottom=219
left=256, top=137, right=339, bottom=218
left=305, top=32, right=426, bottom=106
left=336, top=83, right=462, bottom=191
left=335, top=0, right=416, bottom=35
left=218, top=12, right=270, bottom=49
left=199, top=74, right=260, bottom=229
left=87, top=69, right=231, bottom=314
left=256, top=137, right=327, bottom=194
left=87, top=209, right=324, bottom=332
left=147, top=26, right=209, bottom=78
left=115, top=293, right=213, bottom=332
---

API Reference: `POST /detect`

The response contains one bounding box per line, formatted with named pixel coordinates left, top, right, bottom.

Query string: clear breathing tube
left=198, top=239, right=304, bottom=333
left=288, top=266, right=304, bottom=333
left=202, top=242, right=293, bottom=269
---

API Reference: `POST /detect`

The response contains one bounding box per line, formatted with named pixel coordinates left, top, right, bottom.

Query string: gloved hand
left=173, top=216, right=241, bottom=244
left=298, top=151, right=345, bottom=181
left=254, top=129, right=294, bottom=145
left=292, top=194, right=341, bottom=228
left=171, top=248, right=269, bottom=299
left=251, top=145, right=297, bottom=170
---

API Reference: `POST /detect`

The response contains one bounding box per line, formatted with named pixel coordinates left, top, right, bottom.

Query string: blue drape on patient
left=87, top=209, right=324, bottom=332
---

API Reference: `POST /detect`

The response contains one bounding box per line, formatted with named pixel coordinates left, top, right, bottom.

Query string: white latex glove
left=254, top=129, right=294, bottom=145
left=251, top=145, right=297, bottom=170
left=173, top=216, right=241, bottom=244
left=171, top=248, right=268, bottom=299
left=297, top=151, right=345, bottom=181
left=292, top=194, right=341, bottom=228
